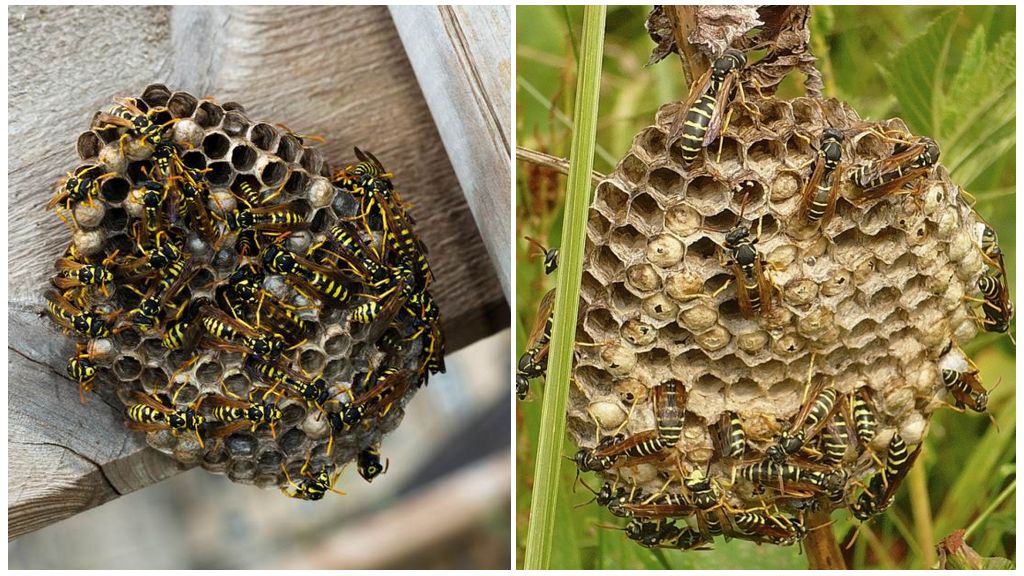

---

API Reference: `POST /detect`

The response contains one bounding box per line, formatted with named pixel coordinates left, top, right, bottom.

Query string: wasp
left=45, top=289, right=115, bottom=338
left=66, top=342, right=100, bottom=402
left=125, top=388, right=206, bottom=447
left=95, top=97, right=176, bottom=154
left=333, top=148, right=402, bottom=243
left=850, top=432, right=920, bottom=521
left=214, top=264, right=310, bottom=344
left=333, top=368, right=414, bottom=429
left=737, top=460, right=840, bottom=495
left=53, top=248, right=117, bottom=300
left=714, top=411, right=746, bottom=459
left=224, top=199, right=308, bottom=256
left=311, top=219, right=390, bottom=287
left=419, top=321, right=446, bottom=377
left=524, top=236, right=559, bottom=275
left=161, top=297, right=209, bottom=350
left=383, top=211, right=432, bottom=288
left=200, top=306, right=286, bottom=360
left=768, top=381, right=839, bottom=463
left=516, top=289, right=555, bottom=400
left=247, top=356, right=330, bottom=409
left=851, top=389, right=877, bottom=446
left=723, top=222, right=774, bottom=319
left=47, top=164, right=113, bottom=218
left=262, top=244, right=350, bottom=304
left=350, top=266, right=414, bottom=326
left=169, top=175, right=217, bottom=244
left=852, top=135, right=939, bottom=200
left=126, top=256, right=195, bottom=330
left=357, top=445, right=389, bottom=483
left=978, top=273, right=1013, bottom=334
left=280, top=455, right=345, bottom=501
left=573, top=381, right=687, bottom=472
left=129, top=180, right=171, bottom=245
left=817, top=413, right=850, bottom=466
left=117, top=231, right=182, bottom=280
left=798, top=128, right=844, bottom=225
left=626, top=519, right=710, bottom=550
left=730, top=509, right=806, bottom=546
left=607, top=491, right=695, bottom=519
left=941, top=368, right=988, bottom=413
left=205, top=388, right=282, bottom=438
left=670, top=49, right=746, bottom=164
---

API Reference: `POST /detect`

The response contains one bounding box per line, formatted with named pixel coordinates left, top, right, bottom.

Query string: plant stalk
left=515, top=146, right=606, bottom=186
left=522, top=5, right=606, bottom=570
left=806, top=510, right=847, bottom=570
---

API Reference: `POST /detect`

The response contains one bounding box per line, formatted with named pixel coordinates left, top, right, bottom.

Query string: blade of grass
left=516, top=75, right=617, bottom=166
left=523, top=5, right=606, bottom=569
left=965, top=478, right=1016, bottom=539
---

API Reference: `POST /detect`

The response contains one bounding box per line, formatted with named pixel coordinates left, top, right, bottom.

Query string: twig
left=515, top=146, right=606, bottom=186
left=663, top=6, right=707, bottom=89
left=805, top=510, right=847, bottom=570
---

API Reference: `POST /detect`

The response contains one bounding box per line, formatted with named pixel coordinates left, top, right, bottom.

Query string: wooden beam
left=390, top=6, right=512, bottom=301
left=8, top=5, right=508, bottom=539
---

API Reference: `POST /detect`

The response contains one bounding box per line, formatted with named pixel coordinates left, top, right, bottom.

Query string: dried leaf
left=934, top=529, right=1013, bottom=570
left=738, top=6, right=823, bottom=97
left=645, top=5, right=677, bottom=66
left=688, top=5, right=763, bottom=58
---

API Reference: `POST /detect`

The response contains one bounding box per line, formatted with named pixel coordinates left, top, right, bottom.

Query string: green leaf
left=522, top=6, right=606, bottom=569
left=880, top=9, right=960, bottom=133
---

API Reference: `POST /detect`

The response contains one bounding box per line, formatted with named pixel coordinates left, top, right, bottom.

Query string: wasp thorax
left=565, top=93, right=998, bottom=548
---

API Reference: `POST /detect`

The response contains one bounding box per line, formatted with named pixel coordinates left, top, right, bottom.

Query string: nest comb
left=564, top=91, right=1003, bottom=542
left=45, top=84, right=444, bottom=494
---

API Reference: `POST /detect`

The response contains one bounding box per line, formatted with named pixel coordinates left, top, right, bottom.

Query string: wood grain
left=390, top=6, right=512, bottom=300
left=8, top=5, right=508, bottom=538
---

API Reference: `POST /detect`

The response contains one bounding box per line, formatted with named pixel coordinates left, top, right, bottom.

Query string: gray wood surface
left=390, top=6, right=512, bottom=301
left=8, top=5, right=508, bottom=539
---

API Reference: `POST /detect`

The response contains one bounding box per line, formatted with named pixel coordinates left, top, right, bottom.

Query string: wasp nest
left=45, top=84, right=445, bottom=496
left=563, top=92, right=1008, bottom=546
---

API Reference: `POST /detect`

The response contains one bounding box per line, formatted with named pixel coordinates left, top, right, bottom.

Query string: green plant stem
left=522, top=5, right=606, bottom=570
left=908, top=460, right=936, bottom=567
left=965, top=478, right=1016, bottom=539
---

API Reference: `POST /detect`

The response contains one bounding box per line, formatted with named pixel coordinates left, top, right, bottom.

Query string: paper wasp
left=67, top=341, right=100, bottom=402
left=168, top=174, right=217, bottom=244
left=768, top=380, right=839, bottom=463
left=626, top=519, right=710, bottom=550
left=224, top=199, right=308, bottom=256
left=200, top=306, right=286, bottom=360
left=574, top=381, right=687, bottom=472
left=350, top=266, right=414, bottom=326
left=737, top=459, right=842, bottom=497
left=280, top=455, right=345, bottom=501
left=817, top=413, right=850, bottom=466
left=262, top=244, right=350, bottom=304
left=213, top=264, right=310, bottom=345
left=334, top=367, right=415, bottom=428
left=524, top=236, right=559, bottom=275
left=125, top=387, right=206, bottom=447
left=941, top=368, right=989, bottom=413
left=53, top=248, right=117, bottom=300
left=47, top=164, right=113, bottom=217
left=205, top=387, right=283, bottom=438
left=850, top=432, right=921, bottom=521
left=851, top=389, right=877, bottom=446
left=45, top=289, right=115, bottom=338
left=310, top=219, right=391, bottom=287
left=357, top=445, right=389, bottom=482
left=730, top=509, right=806, bottom=546
left=516, top=288, right=554, bottom=400
left=126, top=255, right=196, bottom=330
left=978, top=273, right=1013, bottom=334
left=670, top=48, right=746, bottom=164
left=247, top=356, right=330, bottom=409
left=607, top=491, right=695, bottom=519
left=161, top=297, right=209, bottom=350
left=117, top=231, right=182, bottom=280
left=95, top=97, right=176, bottom=154
left=798, top=128, right=844, bottom=225
left=714, top=411, right=746, bottom=459
left=721, top=218, right=775, bottom=320
left=852, top=134, right=939, bottom=200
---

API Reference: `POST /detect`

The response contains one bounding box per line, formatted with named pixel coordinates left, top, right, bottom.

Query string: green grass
left=516, top=5, right=1015, bottom=570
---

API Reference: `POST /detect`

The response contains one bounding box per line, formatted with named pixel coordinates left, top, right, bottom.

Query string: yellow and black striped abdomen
left=679, top=93, right=718, bottom=162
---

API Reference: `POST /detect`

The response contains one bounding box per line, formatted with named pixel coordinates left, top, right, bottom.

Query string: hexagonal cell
left=194, top=100, right=225, bottom=128
left=595, top=180, right=629, bottom=216
left=231, top=144, right=258, bottom=171
left=167, top=91, right=199, bottom=118
left=222, top=111, right=250, bottom=137
left=618, top=154, right=647, bottom=184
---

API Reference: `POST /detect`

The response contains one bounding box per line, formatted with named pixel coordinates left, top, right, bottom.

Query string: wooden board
left=391, top=6, right=512, bottom=300
left=8, top=5, right=509, bottom=539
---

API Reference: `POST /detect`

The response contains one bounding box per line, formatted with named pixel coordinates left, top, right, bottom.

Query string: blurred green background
left=516, top=5, right=1015, bottom=569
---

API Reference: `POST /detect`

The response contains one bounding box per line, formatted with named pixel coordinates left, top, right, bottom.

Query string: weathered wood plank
left=390, top=5, right=512, bottom=301
left=8, top=5, right=508, bottom=538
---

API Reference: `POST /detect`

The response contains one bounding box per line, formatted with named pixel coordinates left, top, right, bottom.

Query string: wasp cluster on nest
left=44, top=84, right=445, bottom=500
left=518, top=48, right=1012, bottom=549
